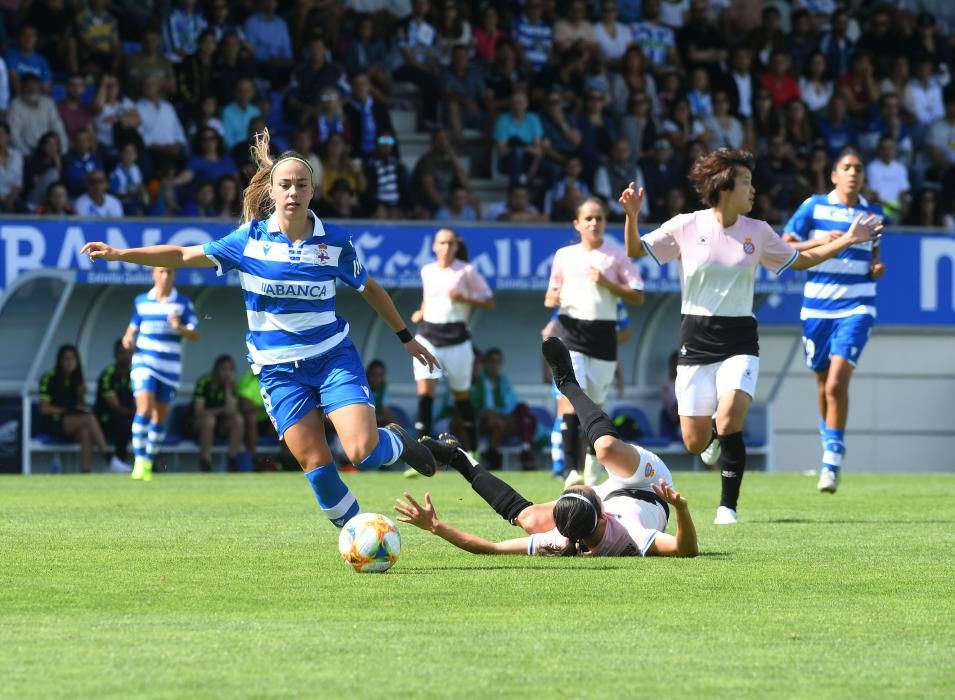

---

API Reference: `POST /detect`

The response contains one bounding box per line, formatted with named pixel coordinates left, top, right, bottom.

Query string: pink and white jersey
left=548, top=241, right=643, bottom=321
left=420, top=260, right=492, bottom=324
left=642, top=210, right=797, bottom=318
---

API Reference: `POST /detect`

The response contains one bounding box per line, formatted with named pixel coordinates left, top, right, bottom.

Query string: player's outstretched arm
left=619, top=182, right=648, bottom=259
left=395, top=492, right=529, bottom=555
left=361, top=276, right=440, bottom=371
left=646, top=480, right=699, bottom=558
left=790, top=214, right=883, bottom=270
left=81, top=243, right=215, bottom=268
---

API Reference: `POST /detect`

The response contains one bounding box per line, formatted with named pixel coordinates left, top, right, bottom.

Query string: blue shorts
left=802, top=314, right=875, bottom=373
left=132, top=373, right=177, bottom=404
left=257, top=338, right=375, bottom=440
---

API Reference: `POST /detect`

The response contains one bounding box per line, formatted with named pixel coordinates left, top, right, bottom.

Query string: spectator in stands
left=215, top=174, right=241, bottom=219
left=318, top=131, right=365, bottom=201
left=594, top=137, right=648, bottom=222
left=906, top=13, right=949, bottom=69
left=761, top=50, right=800, bottom=110
left=38, top=344, right=120, bottom=474
left=539, top=90, right=582, bottom=180
left=799, top=51, right=834, bottom=115
left=126, top=26, right=177, bottom=99
left=785, top=8, right=817, bottom=76
left=838, top=51, right=881, bottom=118
left=434, top=1, right=473, bottom=68
left=23, top=131, right=63, bottom=208
left=8, top=73, right=67, bottom=156
left=163, top=0, right=207, bottom=63
left=905, top=56, right=946, bottom=127
left=472, top=347, right=538, bottom=471
left=687, top=67, right=714, bottom=118
left=176, top=29, right=217, bottom=107
left=286, top=36, right=347, bottom=123
left=5, top=24, right=53, bottom=96
left=189, top=354, right=247, bottom=473
left=56, top=74, right=93, bottom=138
left=92, top=73, right=142, bottom=159
left=441, top=44, right=492, bottom=150
left=584, top=44, right=612, bottom=95
left=37, top=181, right=75, bottom=216
left=513, top=0, right=553, bottom=75
left=677, top=0, right=726, bottom=80
left=928, top=94, right=955, bottom=174
left=230, top=116, right=274, bottom=180
left=640, top=138, right=681, bottom=219
left=474, top=5, right=506, bottom=65
left=344, top=16, right=391, bottom=100
left=654, top=69, right=682, bottom=121
left=904, top=188, right=944, bottom=227
left=313, top=176, right=358, bottom=219
left=819, top=7, right=854, bottom=79
left=366, top=359, right=400, bottom=428
left=206, top=0, right=249, bottom=46
left=76, top=0, right=121, bottom=75
left=663, top=184, right=689, bottom=220
left=881, top=55, right=911, bottom=100
left=816, top=94, right=856, bottom=158
left=22, top=0, right=79, bottom=77
left=547, top=155, right=589, bottom=221
left=63, top=127, right=104, bottom=198
left=76, top=169, right=123, bottom=217
left=109, top=142, right=147, bottom=215
left=661, top=96, right=705, bottom=158
left=363, top=132, right=410, bottom=218
left=412, top=128, right=471, bottom=215
left=243, top=0, right=293, bottom=89
left=553, top=0, right=595, bottom=53
left=0, top=56, right=8, bottom=116
left=434, top=184, right=478, bottom=221
left=0, top=123, right=23, bottom=213
left=865, top=135, right=910, bottom=222
left=485, top=41, right=524, bottom=111
left=619, top=92, right=657, bottom=160
left=188, top=95, right=226, bottom=141
left=291, top=126, right=322, bottom=195
left=756, top=136, right=809, bottom=218
left=222, top=78, right=262, bottom=150
left=631, top=0, right=680, bottom=77
left=577, top=88, right=614, bottom=169
left=485, top=182, right=546, bottom=222
left=784, top=99, right=817, bottom=169
left=313, top=86, right=348, bottom=152
left=750, top=87, right=783, bottom=154
left=345, top=72, right=395, bottom=161
left=211, top=30, right=258, bottom=107
left=722, top=45, right=755, bottom=120
left=855, top=6, right=896, bottom=78
left=608, top=46, right=656, bottom=120
left=745, top=5, right=785, bottom=70
left=592, top=1, right=633, bottom=67
left=394, top=0, right=442, bottom=129
left=703, top=90, right=744, bottom=150
left=493, top=90, right=543, bottom=185
left=136, top=75, right=187, bottom=171
left=146, top=161, right=181, bottom=216
left=803, top=146, right=831, bottom=199
left=95, top=339, right=135, bottom=470
left=174, top=127, right=238, bottom=194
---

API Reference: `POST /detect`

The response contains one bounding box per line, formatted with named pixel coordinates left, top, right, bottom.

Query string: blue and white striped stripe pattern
left=129, top=288, right=198, bottom=391
left=513, top=15, right=552, bottom=71
left=203, top=212, right=368, bottom=370
left=783, top=191, right=883, bottom=320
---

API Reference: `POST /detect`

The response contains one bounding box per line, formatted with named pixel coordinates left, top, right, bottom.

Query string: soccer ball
left=338, top=513, right=401, bottom=573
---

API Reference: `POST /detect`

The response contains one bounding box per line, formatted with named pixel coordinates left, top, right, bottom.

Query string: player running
left=82, top=129, right=439, bottom=527
left=396, top=337, right=698, bottom=558
left=619, top=148, right=882, bottom=524
left=783, top=147, right=885, bottom=494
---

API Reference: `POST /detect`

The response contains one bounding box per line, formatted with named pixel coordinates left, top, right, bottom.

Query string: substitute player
left=620, top=148, right=882, bottom=524
left=410, top=228, right=494, bottom=454
left=545, top=197, right=644, bottom=489
left=122, top=267, right=199, bottom=481
left=783, top=147, right=885, bottom=494
left=83, top=128, right=439, bottom=528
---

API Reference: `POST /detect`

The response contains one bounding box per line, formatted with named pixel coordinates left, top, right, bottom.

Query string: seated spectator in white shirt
left=927, top=94, right=955, bottom=172
left=865, top=136, right=910, bottom=222
left=75, top=169, right=124, bottom=217
left=136, top=74, right=187, bottom=170
left=7, top=73, right=68, bottom=155
left=903, top=57, right=946, bottom=126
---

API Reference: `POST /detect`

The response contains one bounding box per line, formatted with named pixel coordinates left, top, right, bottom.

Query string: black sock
left=454, top=399, right=478, bottom=451
left=471, top=470, right=533, bottom=523
left=562, top=413, right=581, bottom=475
left=415, top=395, right=434, bottom=437
left=560, top=382, right=619, bottom=447
left=717, top=432, right=746, bottom=510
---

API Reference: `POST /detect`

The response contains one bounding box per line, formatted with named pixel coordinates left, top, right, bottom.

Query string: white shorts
left=675, top=354, right=759, bottom=417
left=568, top=350, right=617, bottom=405
left=412, top=335, right=474, bottom=392
left=599, top=443, right=674, bottom=491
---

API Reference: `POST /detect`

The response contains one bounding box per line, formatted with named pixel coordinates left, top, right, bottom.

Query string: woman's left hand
left=404, top=339, right=440, bottom=371
left=871, top=262, right=885, bottom=280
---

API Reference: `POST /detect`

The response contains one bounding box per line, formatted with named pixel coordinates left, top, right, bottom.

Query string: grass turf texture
left=2, top=471, right=953, bottom=699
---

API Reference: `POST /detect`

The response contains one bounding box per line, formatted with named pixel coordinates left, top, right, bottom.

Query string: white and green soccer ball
left=338, top=513, right=401, bottom=573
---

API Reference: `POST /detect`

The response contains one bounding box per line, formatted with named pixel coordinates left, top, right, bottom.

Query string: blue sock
left=132, top=414, right=149, bottom=459
left=146, top=421, right=166, bottom=461
left=356, top=427, right=402, bottom=471
left=304, top=463, right=361, bottom=527
left=551, top=415, right=563, bottom=476
left=822, top=427, right=845, bottom=475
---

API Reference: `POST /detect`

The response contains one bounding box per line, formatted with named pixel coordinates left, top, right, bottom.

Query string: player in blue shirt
left=83, top=129, right=439, bottom=527
left=783, top=147, right=886, bottom=494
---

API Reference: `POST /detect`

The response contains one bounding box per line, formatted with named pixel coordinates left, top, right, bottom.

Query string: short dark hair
left=367, top=359, right=385, bottom=373
left=687, top=148, right=755, bottom=207
left=832, top=146, right=862, bottom=171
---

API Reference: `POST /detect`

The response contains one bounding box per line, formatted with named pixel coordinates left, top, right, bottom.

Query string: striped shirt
left=630, top=21, right=675, bottom=67
left=783, top=191, right=883, bottom=320
left=129, top=287, right=199, bottom=390
left=203, top=211, right=368, bottom=371
left=513, top=15, right=552, bottom=72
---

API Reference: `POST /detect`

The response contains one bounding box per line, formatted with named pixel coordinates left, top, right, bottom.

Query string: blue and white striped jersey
left=129, top=287, right=199, bottom=390
left=513, top=15, right=552, bottom=72
left=783, top=191, right=883, bottom=320
left=203, top=212, right=368, bottom=370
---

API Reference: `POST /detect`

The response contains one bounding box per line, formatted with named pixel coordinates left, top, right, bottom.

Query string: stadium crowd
left=1, top=0, right=955, bottom=225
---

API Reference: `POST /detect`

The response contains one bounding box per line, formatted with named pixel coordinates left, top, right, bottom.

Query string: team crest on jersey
left=317, top=243, right=331, bottom=263
left=644, top=462, right=655, bottom=478
left=743, top=237, right=755, bottom=255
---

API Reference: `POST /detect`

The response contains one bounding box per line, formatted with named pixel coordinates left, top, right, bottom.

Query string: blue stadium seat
left=121, top=41, right=143, bottom=56
left=164, top=404, right=191, bottom=446
left=610, top=406, right=672, bottom=447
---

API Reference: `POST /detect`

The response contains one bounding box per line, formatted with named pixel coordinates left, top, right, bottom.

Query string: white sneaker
left=563, top=469, right=584, bottom=489
left=714, top=506, right=738, bottom=525
left=700, top=437, right=721, bottom=467
left=109, top=456, right=132, bottom=473
left=817, top=468, right=839, bottom=493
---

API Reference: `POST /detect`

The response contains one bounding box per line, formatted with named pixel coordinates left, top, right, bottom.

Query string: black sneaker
left=387, top=423, right=436, bottom=476
left=542, top=336, right=578, bottom=389
left=418, top=432, right=468, bottom=469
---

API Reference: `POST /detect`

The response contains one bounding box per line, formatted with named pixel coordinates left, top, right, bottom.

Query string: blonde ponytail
left=242, top=128, right=277, bottom=223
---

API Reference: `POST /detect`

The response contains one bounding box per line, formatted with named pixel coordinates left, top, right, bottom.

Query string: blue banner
left=1, top=218, right=953, bottom=325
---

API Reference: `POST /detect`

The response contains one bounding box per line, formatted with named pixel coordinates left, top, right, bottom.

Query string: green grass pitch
left=2, top=471, right=954, bottom=699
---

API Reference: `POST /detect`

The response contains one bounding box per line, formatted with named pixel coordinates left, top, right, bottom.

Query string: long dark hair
left=54, top=344, right=84, bottom=388
left=547, top=486, right=603, bottom=556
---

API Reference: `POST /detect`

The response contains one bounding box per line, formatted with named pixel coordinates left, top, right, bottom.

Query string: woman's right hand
left=618, top=181, right=645, bottom=217
left=81, top=242, right=121, bottom=262
left=410, top=309, right=423, bottom=324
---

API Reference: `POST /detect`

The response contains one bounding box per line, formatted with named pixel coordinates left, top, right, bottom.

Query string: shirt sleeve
left=464, top=265, right=493, bottom=300
left=614, top=250, right=644, bottom=290
left=758, top=222, right=799, bottom=275
left=129, top=298, right=141, bottom=329
left=547, top=249, right=564, bottom=289
left=203, top=225, right=251, bottom=276
left=181, top=298, right=199, bottom=329
left=335, top=233, right=369, bottom=291
left=641, top=214, right=684, bottom=265
left=528, top=528, right=571, bottom=556
left=783, top=197, right=814, bottom=240
left=99, top=370, right=114, bottom=398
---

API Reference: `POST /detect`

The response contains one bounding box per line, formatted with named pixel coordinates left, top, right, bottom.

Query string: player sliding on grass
left=395, top=337, right=699, bottom=558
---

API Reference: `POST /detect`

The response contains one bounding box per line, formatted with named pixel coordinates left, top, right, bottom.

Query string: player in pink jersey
left=395, top=337, right=699, bottom=558
left=619, top=148, right=882, bottom=524
left=411, top=228, right=494, bottom=456
left=546, top=197, right=644, bottom=488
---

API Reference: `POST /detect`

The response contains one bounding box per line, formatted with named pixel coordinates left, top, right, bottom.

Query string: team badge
left=317, top=243, right=330, bottom=263
left=742, top=237, right=755, bottom=255
left=644, top=462, right=655, bottom=478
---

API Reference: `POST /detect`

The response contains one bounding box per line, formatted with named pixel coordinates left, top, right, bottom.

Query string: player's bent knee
left=343, top=434, right=379, bottom=464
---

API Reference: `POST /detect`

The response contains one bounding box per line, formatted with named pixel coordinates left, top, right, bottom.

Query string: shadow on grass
left=753, top=518, right=955, bottom=525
